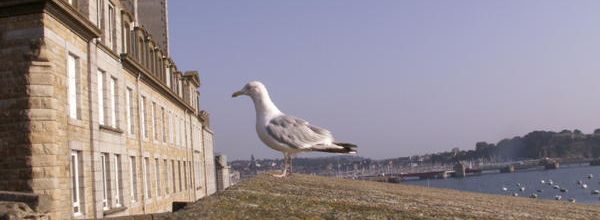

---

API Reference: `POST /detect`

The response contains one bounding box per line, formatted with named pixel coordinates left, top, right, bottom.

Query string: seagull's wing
left=266, top=115, right=333, bottom=150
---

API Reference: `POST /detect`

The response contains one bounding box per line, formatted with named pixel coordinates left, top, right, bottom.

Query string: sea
left=404, top=164, right=600, bottom=204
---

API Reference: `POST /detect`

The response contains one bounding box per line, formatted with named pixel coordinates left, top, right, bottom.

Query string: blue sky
left=169, top=1, right=600, bottom=160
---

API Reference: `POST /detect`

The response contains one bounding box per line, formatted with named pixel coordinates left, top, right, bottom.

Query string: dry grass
left=158, top=174, right=600, bottom=220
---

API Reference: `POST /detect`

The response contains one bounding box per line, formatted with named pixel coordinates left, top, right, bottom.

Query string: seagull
left=232, top=81, right=358, bottom=177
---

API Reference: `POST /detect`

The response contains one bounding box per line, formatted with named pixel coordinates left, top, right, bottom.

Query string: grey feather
left=266, top=115, right=333, bottom=149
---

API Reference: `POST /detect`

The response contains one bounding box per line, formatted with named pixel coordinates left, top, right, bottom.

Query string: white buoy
left=513, top=193, right=519, bottom=197
left=520, top=187, right=525, bottom=192
left=502, top=187, right=508, bottom=192
left=582, top=184, right=588, bottom=189
left=541, top=180, right=545, bottom=184
left=554, top=195, right=562, bottom=200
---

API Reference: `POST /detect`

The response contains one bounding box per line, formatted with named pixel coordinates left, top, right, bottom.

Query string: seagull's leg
left=288, top=153, right=294, bottom=176
left=273, top=153, right=288, bottom=178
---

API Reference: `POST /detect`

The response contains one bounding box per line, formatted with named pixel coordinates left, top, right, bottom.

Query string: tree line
left=429, top=129, right=600, bottom=165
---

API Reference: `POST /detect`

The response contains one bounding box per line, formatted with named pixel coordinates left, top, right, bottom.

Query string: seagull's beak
left=232, top=90, right=244, bottom=98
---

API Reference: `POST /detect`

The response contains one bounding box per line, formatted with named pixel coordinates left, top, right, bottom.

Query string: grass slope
left=159, top=174, right=600, bottom=220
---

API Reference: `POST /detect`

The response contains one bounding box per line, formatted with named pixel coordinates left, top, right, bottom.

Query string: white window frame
left=109, top=77, right=117, bottom=127
left=71, top=151, right=82, bottom=216
left=155, top=158, right=160, bottom=197
left=126, top=88, right=133, bottom=135
left=108, top=3, right=115, bottom=49
left=171, top=160, right=176, bottom=193
left=152, top=102, right=157, bottom=140
left=114, top=154, right=122, bottom=207
left=67, top=54, right=79, bottom=119
left=161, top=107, right=166, bottom=143
left=140, top=96, right=147, bottom=138
left=178, top=161, right=182, bottom=192
left=129, top=156, right=137, bottom=203
left=164, top=159, right=169, bottom=194
left=183, top=162, right=187, bottom=190
left=100, top=153, right=110, bottom=210
left=144, top=157, right=151, bottom=199
left=97, top=70, right=105, bottom=125
left=168, top=112, right=173, bottom=144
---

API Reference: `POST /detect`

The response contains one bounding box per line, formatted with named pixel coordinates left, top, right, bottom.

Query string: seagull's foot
left=272, top=170, right=290, bottom=178
left=272, top=173, right=287, bottom=178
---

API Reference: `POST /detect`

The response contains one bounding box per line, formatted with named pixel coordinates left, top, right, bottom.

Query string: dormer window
left=108, top=3, right=116, bottom=50
left=68, top=0, right=78, bottom=8
left=97, top=0, right=104, bottom=36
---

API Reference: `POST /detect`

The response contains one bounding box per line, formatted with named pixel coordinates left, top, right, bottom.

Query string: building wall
left=215, top=155, right=231, bottom=192
left=203, top=128, right=217, bottom=195
left=0, top=0, right=218, bottom=219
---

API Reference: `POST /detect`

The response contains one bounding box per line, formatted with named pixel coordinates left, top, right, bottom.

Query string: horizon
left=169, top=1, right=600, bottom=160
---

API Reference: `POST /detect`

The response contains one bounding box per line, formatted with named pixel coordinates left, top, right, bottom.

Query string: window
left=164, top=159, right=169, bottom=194
left=178, top=80, right=183, bottom=96
left=168, top=112, right=173, bottom=144
left=194, top=161, right=201, bottom=191
left=165, top=67, right=171, bottom=87
left=129, top=156, right=137, bottom=203
left=126, top=88, right=134, bottom=135
left=137, top=38, right=144, bottom=63
left=144, top=157, right=151, bottom=199
left=108, top=3, right=116, bottom=50
left=71, top=151, right=83, bottom=216
left=109, top=77, right=118, bottom=127
left=178, top=161, right=182, bottom=192
left=155, top=158, right=160, bottom=197
left=140, top=96, right=147, bottom=138
left=97, top=0, right=104, bottom=30
left=100, top=153, right=111, bottom=210
left=161, top=107, right=166, bottom=142
left=149, top=50, right=155, bottom=73
left=97, top=70, right=105, bottom=125
left=171, top=160, right=176, bottom=193
left=122, top=23, right=130, bottom=54
left=174, top=116, right=178, bottom=145
left=152, top=102, right=157, bottom=140
left=67, top=54, right=79, bottom=119
left=114, top=155, right=122, bottom=207
left=183, top=162, right=187, bottom=190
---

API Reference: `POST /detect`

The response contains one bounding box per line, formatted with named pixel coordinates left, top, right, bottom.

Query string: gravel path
left=158, top=174, right=600, bottom=220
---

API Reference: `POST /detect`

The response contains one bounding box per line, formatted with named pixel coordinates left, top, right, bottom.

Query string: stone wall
left=215, top=155, right=230, bottom=192
left=0, top=1, right=219, bottom=219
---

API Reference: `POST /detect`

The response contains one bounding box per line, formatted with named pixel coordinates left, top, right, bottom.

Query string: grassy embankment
left=158, top=174, right=600, bottom=220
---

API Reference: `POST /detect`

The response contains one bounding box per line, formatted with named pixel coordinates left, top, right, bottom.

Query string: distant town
left=230, top=129, right=600, bottom=181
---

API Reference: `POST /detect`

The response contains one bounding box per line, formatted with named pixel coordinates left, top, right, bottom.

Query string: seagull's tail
left=312, top=142, right=358, bottom=154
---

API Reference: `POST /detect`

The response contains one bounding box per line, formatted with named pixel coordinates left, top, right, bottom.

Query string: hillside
left=158, top=174, right=600, bottom=220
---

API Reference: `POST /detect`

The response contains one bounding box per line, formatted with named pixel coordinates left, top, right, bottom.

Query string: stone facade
left=0, top=0, right=217, bottom=219
left=215, top=155, right=230, bottom=192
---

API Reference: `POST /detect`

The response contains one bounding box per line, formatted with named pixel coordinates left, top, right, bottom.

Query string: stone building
left=215, top=154, right=231, bottom=192
left=0, top=0, right=217, bottom=219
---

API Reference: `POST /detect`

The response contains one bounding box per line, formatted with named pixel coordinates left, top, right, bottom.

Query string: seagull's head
left=232, top=81, right=266, bottom=98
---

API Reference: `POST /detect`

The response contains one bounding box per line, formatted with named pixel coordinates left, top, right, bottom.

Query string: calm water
left=404, top=165, right=600, bottom=204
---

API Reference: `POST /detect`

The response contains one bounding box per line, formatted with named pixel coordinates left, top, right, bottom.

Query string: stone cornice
left=0, top=0, right=101, bottom=41
left=121, top=53, right=197, bottom=114
left=97, top=42, right=120, bottom=61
